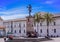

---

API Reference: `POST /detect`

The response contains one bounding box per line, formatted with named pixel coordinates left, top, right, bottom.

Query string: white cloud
left=1, top=14, right=28, bottom=20
left=45, top=1, right=53, bottom=4
left=0, top=7, right=27, bottom=15
left=0, top=6, right=35, bottom=20
left=0, top=7, right=29, bottom=20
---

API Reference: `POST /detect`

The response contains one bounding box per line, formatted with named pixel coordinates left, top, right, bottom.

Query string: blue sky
left=0, top=0, right=60, bottom=20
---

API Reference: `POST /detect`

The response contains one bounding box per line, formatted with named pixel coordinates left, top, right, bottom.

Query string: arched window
left=40, top=23, right=42, bottom=26
left=24, top=30, right=25, bottom=33
left=54, top=22, right=56, bottom=26
left=15, top=30, right=16, bottom=33
left=23, top=24, right=25, bottom=27
left=54, top=29, right=56, bottom=33
left=40, top=29, right=42, bottom=33
left=19, top=24, right=21, bottom=28
left=19, top=30, right=21, bottom=33
left=14, top=25, right=16, bottom=28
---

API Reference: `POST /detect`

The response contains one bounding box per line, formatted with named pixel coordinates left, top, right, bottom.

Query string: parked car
left=8, top=35, right=13, bottom=40
left=7, top=34, right=14, bottom=40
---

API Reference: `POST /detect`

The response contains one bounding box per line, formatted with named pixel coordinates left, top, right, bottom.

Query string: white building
left=34, top=13, right=60, bottom=37
left=3, top=18, right=27, bottom=37
left=0, top=12, right=60, bottom=37
left=0, top=17, right=5, bottom=37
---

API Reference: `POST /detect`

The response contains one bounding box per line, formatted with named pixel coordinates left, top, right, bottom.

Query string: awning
left=0, top=26, right=5, bottom=29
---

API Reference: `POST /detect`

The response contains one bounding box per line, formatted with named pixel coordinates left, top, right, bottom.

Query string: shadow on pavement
left=39, top=38, right=53, bottom=41
left=6, top=38, right=53, bottom=42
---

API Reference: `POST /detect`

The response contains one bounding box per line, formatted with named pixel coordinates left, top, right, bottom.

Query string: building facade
left=0, top=12, right=60, bottom=37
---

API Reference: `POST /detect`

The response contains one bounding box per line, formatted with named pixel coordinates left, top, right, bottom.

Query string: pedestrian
left=4, top=37, right=6, bottom=42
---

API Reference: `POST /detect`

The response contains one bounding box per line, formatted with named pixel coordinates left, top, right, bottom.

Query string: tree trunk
left=47, top=25, right=49, bottom=37
left=46, top=21, right=49, bottom=38
left=37, top=23, right=39, bottom=37
left=46, top=14, right=49, bottom=38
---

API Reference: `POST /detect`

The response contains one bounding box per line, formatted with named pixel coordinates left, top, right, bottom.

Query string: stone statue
left=27, top=4, right=32, bottom=17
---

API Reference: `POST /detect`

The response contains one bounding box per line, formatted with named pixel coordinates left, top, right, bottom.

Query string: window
left=15, top=30, right=16, bottom=33
left=23, top=24, right=25, bottom=27
left=24, top=30, right=25, bottom=33
left=19, top=24, right=21, bottom=28
left=19, top=30, right=21, bottom=33
left=11, top=21, right=13, bottom=28
left=40, top=29, right=42, bottom=33
left=54, top=22, right=56, bottom=26
left=54, top=29, right=56, bottom=33
left=40, top=23, right=42, bottom=26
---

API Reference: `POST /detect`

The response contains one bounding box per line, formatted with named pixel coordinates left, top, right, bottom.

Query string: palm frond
left=43, top=12, right=54, bottom=23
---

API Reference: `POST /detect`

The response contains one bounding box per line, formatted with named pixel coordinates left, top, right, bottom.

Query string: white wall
left=34, top=18, right=60, bottom=37
left=12, top=21, right=26, bottom=37
left=2, top=17, right=60, bottom=37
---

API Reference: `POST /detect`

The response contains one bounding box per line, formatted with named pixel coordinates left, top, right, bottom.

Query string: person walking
left=4, top=37, right=6, bottom=42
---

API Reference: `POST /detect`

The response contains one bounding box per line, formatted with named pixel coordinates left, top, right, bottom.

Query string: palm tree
left=43, top=12, right=54, bottom=38
left=34, top=12, right=44, bottom=36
